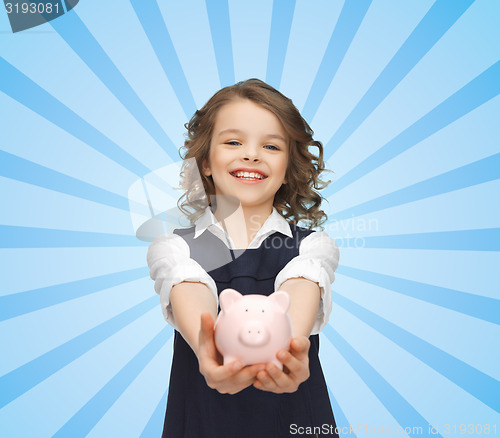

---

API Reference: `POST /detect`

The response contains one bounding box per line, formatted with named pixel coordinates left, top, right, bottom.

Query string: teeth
left=232, top=171, right=265, bottom=179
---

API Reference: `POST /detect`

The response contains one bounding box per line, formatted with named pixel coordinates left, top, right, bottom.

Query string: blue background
left=0, top=0, right=499, bottom=437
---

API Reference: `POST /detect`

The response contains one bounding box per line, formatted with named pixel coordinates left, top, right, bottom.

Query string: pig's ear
left=219, top=289, right=242, bottom=312
left=270, top=291, right=290, bottom=313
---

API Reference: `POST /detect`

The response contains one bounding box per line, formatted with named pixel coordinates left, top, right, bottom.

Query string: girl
left=147, top=79, right=340, bottom=437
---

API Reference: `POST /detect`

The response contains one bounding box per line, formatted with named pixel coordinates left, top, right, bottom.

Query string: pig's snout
left=238, top=321, right=270, bottom=347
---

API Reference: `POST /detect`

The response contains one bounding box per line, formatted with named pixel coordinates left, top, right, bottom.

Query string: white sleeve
left=147, top=233, right=218, bottom=330
left=274, top=231, right=339, bottom=335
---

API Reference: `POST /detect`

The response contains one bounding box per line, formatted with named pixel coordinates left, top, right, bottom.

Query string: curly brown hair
left=177, top=78, right=332, bottom=229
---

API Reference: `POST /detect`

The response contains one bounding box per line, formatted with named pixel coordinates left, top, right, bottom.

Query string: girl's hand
left=253, top=336, right=310, bottom=394
left=197, top=313, right=266, bottom=395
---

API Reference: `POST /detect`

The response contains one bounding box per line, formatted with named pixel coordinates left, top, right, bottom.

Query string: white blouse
left=147, top=207, right=340, bottom=335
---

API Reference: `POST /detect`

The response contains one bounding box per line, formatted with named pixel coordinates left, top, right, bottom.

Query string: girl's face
left=202, top=99, right=289, bottom=212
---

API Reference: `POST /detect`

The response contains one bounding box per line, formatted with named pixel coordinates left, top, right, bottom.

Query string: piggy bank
left=214, top=289, right=292, bottom=369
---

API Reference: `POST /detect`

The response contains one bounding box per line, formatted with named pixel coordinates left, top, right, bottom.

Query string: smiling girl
left=147, top=79, right=340, bottom=437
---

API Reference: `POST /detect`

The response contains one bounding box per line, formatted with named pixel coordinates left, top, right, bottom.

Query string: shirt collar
left=193, top=207, right=217, bottom=239
left=257, top=207, right=293, bottom=240
left=193, top=206, right=293, bottom=241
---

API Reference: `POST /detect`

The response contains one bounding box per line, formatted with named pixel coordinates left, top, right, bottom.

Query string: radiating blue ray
left=327, top=385, right=354, bottom=437
left=332, top=153, right=500, bottom=220
left=205, top=0, right=234, bottom=87
left=265, top=0, right=296, bottom=89
left=129, top=0, right=196, bottom=119
left=301, top=0, right=372, bottom=121
left=0, top=268, right=148, bottom=321
left=49, top=10, right=178, bottom=158
left=140, top=387, right=168, bottom=438
left=0, top=226, right=147, bottom=248
left=0, top=296, right=158, bottom=408
left=338, top=228, right=500, bottom=251
left=323, top=324, right=442, bottom=438
left=0, top=150, right=129, bottom=211
left=0, top=57, right=150, bottom=177
left=336, top=265, right=500, bottom=325
left=323, top=0, right=475, bottom=156
left=332, top=292, right=500, bottom=412
left=53, top=327, right=171, bottom=438
left=326, top=60, right=500, bottom=194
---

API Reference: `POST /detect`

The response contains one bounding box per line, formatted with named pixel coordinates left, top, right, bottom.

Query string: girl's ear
left=202, top=159, right=211, bottom=176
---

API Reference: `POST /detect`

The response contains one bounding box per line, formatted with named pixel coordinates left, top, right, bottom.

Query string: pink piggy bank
left=214, top=289, right=292, bottom=369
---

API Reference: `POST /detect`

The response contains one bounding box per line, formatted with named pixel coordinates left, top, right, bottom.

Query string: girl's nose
left=242, top=145, right=260, bottom=162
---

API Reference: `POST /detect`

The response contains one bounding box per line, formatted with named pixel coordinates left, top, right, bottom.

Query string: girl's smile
left=230, top=167, right=268, bottom=183
left=202, top=99, right=288, bottom=211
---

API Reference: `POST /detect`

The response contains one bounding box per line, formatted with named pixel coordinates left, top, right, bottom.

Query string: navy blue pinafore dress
left=162, top=224, right=339, bottom=438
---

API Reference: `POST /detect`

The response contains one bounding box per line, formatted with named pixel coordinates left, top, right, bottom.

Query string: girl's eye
left=264, top=145, right=279, bottom=150
left=225, top=141, right=241, bottom=146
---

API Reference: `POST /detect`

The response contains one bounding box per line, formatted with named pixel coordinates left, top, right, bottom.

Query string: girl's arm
left=169, top=281, right=217, bottom=355
left=147, top=235, right=264, bottom=394
left=274, top=231, right=340, bottom=334
left=170, top=283, right=266, bottom=394
left=254, top=232, right=339, bottom=394
left=278, top=277, right=321, bottom=338
left=147, top=233, right=219, bottom=330
left=253, top=277, right=319, bottom=394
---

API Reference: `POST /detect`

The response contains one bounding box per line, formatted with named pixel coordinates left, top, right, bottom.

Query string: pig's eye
left=261, top=310, right=265, bottom=313
left=245, top=309, right=248, bottom=312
